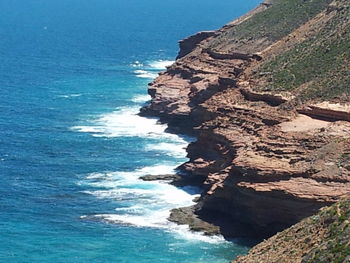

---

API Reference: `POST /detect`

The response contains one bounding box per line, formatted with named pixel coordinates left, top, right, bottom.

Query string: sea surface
left=0, top=0, right=260, bottom=262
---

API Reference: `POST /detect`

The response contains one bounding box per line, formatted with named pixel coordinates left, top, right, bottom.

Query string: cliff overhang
left=141, top=0, right=350, bottom=246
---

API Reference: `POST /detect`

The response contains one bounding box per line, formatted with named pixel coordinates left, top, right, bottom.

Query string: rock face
left=233, top=194, right=350, bottom=263
left=142, top=0, right=350, bottom=241
left=168, top=206, right=221, bottom=236
left=139, top=174, right=180, bottom=182
left=177, top=31, right=216, bottom=59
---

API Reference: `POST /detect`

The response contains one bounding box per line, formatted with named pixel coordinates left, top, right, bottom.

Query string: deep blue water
left=0, top=0, right=260, bottom=262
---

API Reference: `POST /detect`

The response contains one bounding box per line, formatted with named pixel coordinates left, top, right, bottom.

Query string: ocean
left=0, top=0, right=260, bottom=262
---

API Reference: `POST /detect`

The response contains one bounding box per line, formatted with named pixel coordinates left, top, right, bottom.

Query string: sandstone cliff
left=142, top=0, right=350, bottom=243
left=233, top=194, right=350, bottom=263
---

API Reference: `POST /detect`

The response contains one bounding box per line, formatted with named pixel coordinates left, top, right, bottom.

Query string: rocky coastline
left=141, top=0, right=350, bottom=257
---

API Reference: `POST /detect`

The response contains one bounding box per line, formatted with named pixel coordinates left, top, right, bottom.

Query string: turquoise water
left=0, top=0, right=260, bottom=262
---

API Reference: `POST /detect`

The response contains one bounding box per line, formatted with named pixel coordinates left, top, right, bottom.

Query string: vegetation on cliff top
left=207, top=0, right=349, bottom=102
left=255, top=0, right=350, bottom=102
left=208, top=0, right=332, bottom=52
left=234, top=0, right=332, bottom=42
left=233, top=195, right=350, bottom=263
left=303, top=198, right=350, bottom=263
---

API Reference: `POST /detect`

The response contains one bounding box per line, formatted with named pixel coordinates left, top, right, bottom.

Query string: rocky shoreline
left=141, top=0, right=350, bottom=252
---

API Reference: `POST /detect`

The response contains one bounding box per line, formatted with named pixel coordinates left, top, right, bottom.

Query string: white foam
left=72, top=106, right=182, bottom=139
left=57, top=94, right=82, bottom=98
left=138, top=164, right=177, bottom=175
left=115, top=205, right=147, bottom=214
left=130, top=61, right=144, bottom=68
left=145, top=142, right=188, bottom=158
left=90, top=210, right=170, bottom=228
left=148, top=60, right=174, bottom=70
left=134, top=70, right=158, bottom=79
left=86, top=165, right=177, bottom=181
left=131, top=94, right=151, bottom=103
left=80, top=156, right=226, bottom=243
left=86, top=172, right=113, bottom=180
left=75, top=58, right=223, bottom=243
left=80, top=163, right=225, bottom=243
left=85, top=213, right=225, bottom=244
left=168, top=224, right=226, bottom=244
left=72, top=126, right=98, bottom=133
left=132, top=59, right=174, bottom=79
left=82, top=166, right=194, bottom=222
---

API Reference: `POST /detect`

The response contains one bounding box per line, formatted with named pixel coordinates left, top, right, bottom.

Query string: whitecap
left=86, top=172, right=113, bottom=180
left=130, top=61, right=144, bottom=68
left=145, top=142, right=188, bottom=158
left=81, top=165, right=195, bottom=222
left=167, top=224, right=227, bottom=244
left=138, top=164, right=178, bottom=175
left=72, top=106, right=180, bottom=139
left=88, top=211, right=169, bottom=228
left=132, top=59, right=174, bottom=79
left=148, top=60, right=174, bottom=70
left=57, top=94, right=82, bottom=98
left=133, top=69, right=158, bottom=79
left=74, top=57, right=224, bottom=243
left=131, top=94, right=151, bottom=103
left=83, top=213, right=225, bottom=244
left=81, top=164, right=225, bottom=243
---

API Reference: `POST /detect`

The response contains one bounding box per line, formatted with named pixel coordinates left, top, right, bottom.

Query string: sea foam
left=75, top=58, right=222, bottom=243
left=145, top=142, right=188, bottom=158
left=131, top=94, right=151, bottom=103
left=81, top=165, right=194, bottom=224
left=81, top=165, right=223, bottom=243
left=72, top=106, right=170, bottom=138
left=133, top=70, right=158, bottom=79
left=57, top=94, right=82, bottom=99
left=148, top=60, right=174, bottom=70
left=133, top=60, right=174, bottom=79
left=71, top=105, right=190, bottom=150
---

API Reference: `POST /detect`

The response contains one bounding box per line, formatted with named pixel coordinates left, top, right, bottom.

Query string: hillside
left=252, top=0, right=350, bottom=102
left=233, top=195, right=350, bottom=263
left=141, top=0, right=350, bottom=258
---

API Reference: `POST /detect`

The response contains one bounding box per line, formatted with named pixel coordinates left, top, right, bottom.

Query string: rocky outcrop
left=232, top=194, right=350, bottom=263
left=177, top=31, right=215, bottom=59
left=142, top=0, right=350, bottom=243
left=206, top=49, right=262, bottom=61
left=139, top=174, right=181, bottom=182
left=298, top=103, right=350, bottom=122
left=168, top=206, right=221, bottom=236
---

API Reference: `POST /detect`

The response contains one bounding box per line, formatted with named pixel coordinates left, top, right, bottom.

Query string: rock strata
left=177, top=31, right=215, bottom=59
left=139, top=174, right=181, bottom=182
left=139, top=173, right=201, bottom=187
left=168, top=206, right=221, bottom=236
left=142, top=0, right=350, bottom=242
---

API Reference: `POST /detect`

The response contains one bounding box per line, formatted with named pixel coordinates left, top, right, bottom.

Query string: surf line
left=76, top=59, right=224, bottom=243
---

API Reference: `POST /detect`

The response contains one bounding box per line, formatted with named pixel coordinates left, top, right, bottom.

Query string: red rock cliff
left=141, top=0, right=350, bottom=239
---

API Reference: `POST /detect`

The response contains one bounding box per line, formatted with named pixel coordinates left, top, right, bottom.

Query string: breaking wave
left=133, top=59, right=174, bottom=79
left=73, top=59, right=222, bottom=243
left=80, top=165, right=223, bottom=243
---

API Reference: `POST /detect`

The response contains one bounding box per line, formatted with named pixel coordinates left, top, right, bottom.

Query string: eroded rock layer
left=142, top=0, right=350, bottom=239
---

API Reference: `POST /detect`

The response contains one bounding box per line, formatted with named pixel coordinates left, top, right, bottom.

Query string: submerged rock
left=168, top=206, right=220, bottom=236
left=139, top=174, right=181, bottom=182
